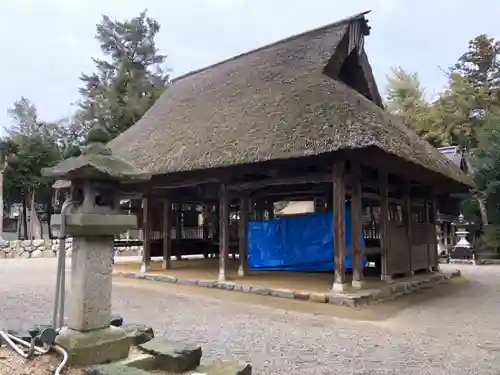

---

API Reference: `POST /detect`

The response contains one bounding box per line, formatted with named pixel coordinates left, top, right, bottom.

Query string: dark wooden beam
left=141, top=196, right=151, bottom=272
left=238, top=194, right=249, bottom=276
left=350, top=160, right=364, bottom=288
left=378, top=169, right=390, bottom=281
left=218, top=183, right=230, bottom=282
left=402, top=180, right=413, bottom=273
left=228, top=173, right=333, bottom=191
left=332, top=159, right=347, bottom=291
left=162, top=198, right=172, bottom=269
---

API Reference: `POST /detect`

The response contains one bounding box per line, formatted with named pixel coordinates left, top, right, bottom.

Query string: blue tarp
left=248, top=204, right=365, bottom=271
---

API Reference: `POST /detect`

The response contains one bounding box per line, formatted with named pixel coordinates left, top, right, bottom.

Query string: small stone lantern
left=454, top=213, right=472, bottom=250
left=42, top=126, right=149, bottom=366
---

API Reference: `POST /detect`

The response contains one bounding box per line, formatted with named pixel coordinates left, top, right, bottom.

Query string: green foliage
left=472, top=110, right=500, bottom=197
left=3, top=98, right=63, bottom=208
left=482, top=225, right=500, bottom=252
left=76, top=10, right=169, bottom=139
left=385, top=67, right=446, bottom=147
left=385, top=34, right=500, bottom=237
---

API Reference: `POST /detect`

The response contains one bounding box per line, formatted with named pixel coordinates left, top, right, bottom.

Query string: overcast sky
left=0, top=0, right=498, bottom=131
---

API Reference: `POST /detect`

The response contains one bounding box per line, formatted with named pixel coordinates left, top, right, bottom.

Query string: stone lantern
left=42, top=126, right=149, bottom=366
left=450, top=213, right=475, bottom=262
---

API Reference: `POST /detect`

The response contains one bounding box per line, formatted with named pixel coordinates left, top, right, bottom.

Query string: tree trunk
left=47, top=196, right=53, bottom=239
left=21, top=195, right=28, bottom=240
left=0, top=171, right=4, bottom=240
left=464, top=156, right=489, bottom=226
left=29, top=190, right=42, bottom=239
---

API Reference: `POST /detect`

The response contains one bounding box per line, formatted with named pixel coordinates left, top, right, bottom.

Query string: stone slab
left=113, top=269, right=456, bottom=309
left=122, top=324, right=154, bottom=345
left=87, top=363, right=150, bottom=375
left=55, top=326, right=130, bottom=366
left=194, top=359, right=252, bottom=375
left=120, top=353, right=157, bottom=371
left=138, top=337, right=202, bottom=372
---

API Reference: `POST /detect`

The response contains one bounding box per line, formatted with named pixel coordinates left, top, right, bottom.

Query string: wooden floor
left=114, top=257, right=388, bottom=294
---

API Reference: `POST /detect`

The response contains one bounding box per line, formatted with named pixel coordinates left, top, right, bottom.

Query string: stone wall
left=0, top=238, right=142, bottom=259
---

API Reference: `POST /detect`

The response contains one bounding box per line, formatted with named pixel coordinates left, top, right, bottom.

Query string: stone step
left=192, top=359, right=252, bottom=375
left=86, top=363, right=151, bottom=375
left=138, top=337, right=202, bottom=372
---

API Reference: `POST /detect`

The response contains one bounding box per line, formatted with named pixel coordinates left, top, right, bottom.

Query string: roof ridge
left=171, top=10, right=371, bottom=83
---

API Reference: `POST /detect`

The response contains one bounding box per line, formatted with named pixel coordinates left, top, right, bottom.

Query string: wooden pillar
left=202, top=204, right=209, bottom=241
left=162, top=198, right=172, bottom=269
left=424, top=200, right=431, bottom=269
left=378, top=170, right=390, bottom=281
left=402, top=182, right=413, bottom=274
left=266, top=201, right=274, bottom=220
left=218, top=183, right=230, bottom=282
left=238, top=194, right=249, bottom=276
left=351, top=161, right=364, bottom=289
left=255, top=200, right=264, bottom=221
left=428, top=197, right=438, bottom=271
left=175, top=204, right=182, bottom=260
left=332, top=159, right=347, bottom=292
left=443, top=222, right=449, bottom=250
left=141, top=196, right=151, bottom=273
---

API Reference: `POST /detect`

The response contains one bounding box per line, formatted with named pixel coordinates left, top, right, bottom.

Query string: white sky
left=0, top=0, right=498, bottom=130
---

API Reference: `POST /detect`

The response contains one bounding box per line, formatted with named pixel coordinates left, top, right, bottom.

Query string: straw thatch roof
left=108, top=11, right=472, bottom=188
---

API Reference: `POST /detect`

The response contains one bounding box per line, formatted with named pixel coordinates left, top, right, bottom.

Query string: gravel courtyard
left=0, top=259, right=498, bottom=374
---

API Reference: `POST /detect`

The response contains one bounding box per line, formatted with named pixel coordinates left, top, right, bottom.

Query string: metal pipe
left=6, top=333, right=50, bottom=355
left=53, top=344, right=68, bottom=375
left=52, top=200, right=77, bottom=330
left=0, top=331, right=50, bottom=358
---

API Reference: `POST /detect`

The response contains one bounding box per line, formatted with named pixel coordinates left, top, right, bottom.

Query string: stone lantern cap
left=42, top=126, right=150, bottom=183
left=42, top=126, right=149, bottom=237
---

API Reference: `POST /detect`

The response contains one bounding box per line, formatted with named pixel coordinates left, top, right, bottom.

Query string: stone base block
left=351, top=280, right=365, bottom=289
left=194, top=359, right=252, bottom=375
left=332, top=282, right=348, bottom=293
left=138, top=337, right=202, bottom=372
left=55, top=326, right=131, bottom=366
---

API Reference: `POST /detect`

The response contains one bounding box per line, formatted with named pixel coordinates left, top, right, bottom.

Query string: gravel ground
left=0, top=259, right=498, bottom=375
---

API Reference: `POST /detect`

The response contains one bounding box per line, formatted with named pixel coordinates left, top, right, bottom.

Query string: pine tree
left=76, top=10, right=169, bottom=139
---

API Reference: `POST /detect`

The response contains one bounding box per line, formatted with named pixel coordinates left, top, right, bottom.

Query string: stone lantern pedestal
left=42, top=127, right=148, bottom=366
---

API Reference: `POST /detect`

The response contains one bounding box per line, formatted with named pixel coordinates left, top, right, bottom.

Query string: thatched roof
left=109, top=11, right=472, bottom=188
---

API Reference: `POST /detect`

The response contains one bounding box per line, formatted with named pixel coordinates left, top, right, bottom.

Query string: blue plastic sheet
left=248, top=204, right=365, bottom=271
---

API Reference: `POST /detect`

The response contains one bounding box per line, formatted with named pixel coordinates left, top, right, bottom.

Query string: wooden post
left=351, top=161, right=364, bottom=289
left=443, top=222, right=449, bottom=251
left=175, top=204, right=182, bottom=260
left=428, top=197, right=438, bottom=271
left=424, top=199, right=432, bottom=270
left=238, top=194, right=249, bottom=277
left=266, top=201, right=274, bottom=220
left=141, top=196, right=151, bottom=273
left=332, top=159, right=347, bottom=292
left=219, top=183, right=230, bottom=282
left=202, top=204, right=209, bottom=241
left=378, top=170, right=390, bottom=281
left=162, top=198, right=172, bottom=269
left=402, top=182, right=413, bottom=275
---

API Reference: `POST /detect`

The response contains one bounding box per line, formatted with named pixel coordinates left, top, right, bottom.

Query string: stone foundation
left=0, top=238, right=142, bottom=259
left=113, top=270, right=459, bottom=308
